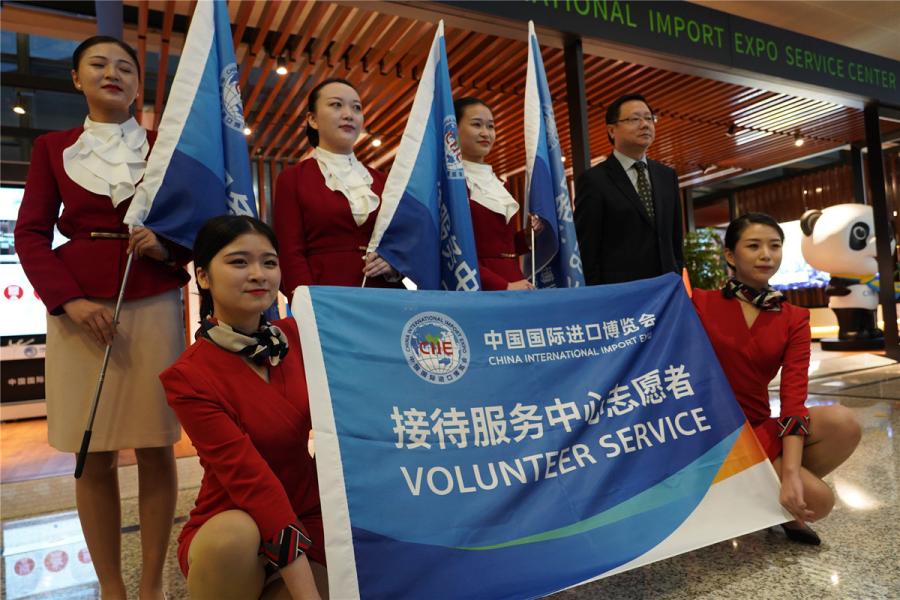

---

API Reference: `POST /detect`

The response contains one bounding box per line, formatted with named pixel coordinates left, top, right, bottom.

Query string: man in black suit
left=574, top=93, right=684, bottom=285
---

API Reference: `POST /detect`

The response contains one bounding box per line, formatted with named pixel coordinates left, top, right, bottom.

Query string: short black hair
left=72, top=35, right=141, bottom=79
left=305, top=78, right=358, bottom=147
left=605, top=93, right=652, bottom=145
left=453, top=96, right=491, bottom=123
left=724, top=212, right=785, bottom=252
left=193, top=215, right=279, bottom=322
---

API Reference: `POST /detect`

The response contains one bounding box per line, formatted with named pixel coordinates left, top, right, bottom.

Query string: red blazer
left=692, top=288, right=811, bottom=429
left=160, top=318, right=323, bottom=573
left=273, top=158, right=402, bottom=298
left=469, top=199, right=529, bottom=290
left=14, top=128, right=189, bottom=315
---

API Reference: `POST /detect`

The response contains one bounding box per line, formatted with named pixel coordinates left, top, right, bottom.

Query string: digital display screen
left=769, top=219, right=830, bottom=290
left=0, top=187, right=66, bottom=338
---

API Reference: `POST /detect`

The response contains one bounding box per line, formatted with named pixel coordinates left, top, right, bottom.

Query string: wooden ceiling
left=127, top=0, right=895, bottom=186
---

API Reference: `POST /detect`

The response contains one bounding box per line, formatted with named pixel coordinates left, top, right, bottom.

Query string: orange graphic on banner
left=712, top=422, right=768, bottom=484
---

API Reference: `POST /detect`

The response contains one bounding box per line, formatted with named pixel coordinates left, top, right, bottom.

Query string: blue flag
left=368, top=21, right=480, bottom=291
left=523, top=21, right=585, bottom=289
left=124, top=0, right=256, bottom=247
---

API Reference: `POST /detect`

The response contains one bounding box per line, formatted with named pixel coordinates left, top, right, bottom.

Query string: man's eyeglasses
left=616, top=115, right=658, bottom=126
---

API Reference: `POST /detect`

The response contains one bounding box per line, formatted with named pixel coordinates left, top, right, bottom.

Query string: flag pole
left=74, top=252, right=135, bottom=479
left=531, top=226, right=536, bottom=285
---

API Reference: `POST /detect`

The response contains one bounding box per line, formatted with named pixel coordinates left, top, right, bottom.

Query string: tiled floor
left=1, top=354, right=897, bottom=599
left=552, top=381, right=899, bottom=599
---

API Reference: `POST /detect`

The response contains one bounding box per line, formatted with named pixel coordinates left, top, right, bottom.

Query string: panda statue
left=800, top=203, right=894, bottom=350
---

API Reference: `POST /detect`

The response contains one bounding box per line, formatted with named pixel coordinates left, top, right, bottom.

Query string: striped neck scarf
left=722, top=278, right=785, bottom=312
left=198, top=317, right=289, bottom=366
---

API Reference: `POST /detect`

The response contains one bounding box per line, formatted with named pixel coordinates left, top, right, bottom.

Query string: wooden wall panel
left=735, top=164, right=855, bottom=222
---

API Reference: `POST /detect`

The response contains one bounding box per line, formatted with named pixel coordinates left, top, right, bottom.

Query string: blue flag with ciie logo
left=294, top=274, right=787, bottom=599
left=124, top=0, right=256, bottom=247
left=367, top=21, right=481, bottom=291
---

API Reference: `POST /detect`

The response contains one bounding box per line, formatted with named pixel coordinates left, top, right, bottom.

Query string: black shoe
left=781, top=523, right=821, bottom=545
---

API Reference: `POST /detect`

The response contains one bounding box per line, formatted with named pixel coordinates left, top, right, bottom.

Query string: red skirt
left=753, top=418, right=784, bottom=461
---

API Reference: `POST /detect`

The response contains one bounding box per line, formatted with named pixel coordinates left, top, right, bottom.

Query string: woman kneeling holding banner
left=160, top=216, right=325, bottom=599
left=692, top=213, right=861, bottom=545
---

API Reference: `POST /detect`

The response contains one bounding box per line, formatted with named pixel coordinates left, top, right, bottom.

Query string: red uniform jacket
left=14, top=128, right=189, bottom=315
left=692, top=288, right=811, bottom=459
left=160, top=318, right=324, bottom=575
left=273, top=158, right=402, bottom=298
left=469, top=199, right=529, bottom=291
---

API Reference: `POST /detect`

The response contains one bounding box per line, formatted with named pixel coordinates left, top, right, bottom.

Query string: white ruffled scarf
left=63, top=116, right=149, bottom=207
left=313, top=146, right=380, bottom=226
left=462, top=160, right=519, bottom=223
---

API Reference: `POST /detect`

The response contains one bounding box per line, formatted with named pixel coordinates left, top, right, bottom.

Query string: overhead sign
left=444, top=1, right=899, bottom=105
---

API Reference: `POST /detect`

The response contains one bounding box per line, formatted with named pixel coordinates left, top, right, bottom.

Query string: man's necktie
left=632, top=161, right=655, bottom=220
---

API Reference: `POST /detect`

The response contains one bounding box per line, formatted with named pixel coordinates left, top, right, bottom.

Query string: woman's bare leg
left=801, top=404, right=861, bottom=478
left=135, top=445, right=177, bottom=599
left=75, top=450, right=127, bottom=599
left=186, top=510, right=266, bottom=600
left=771, top=458, right=835, bottom=521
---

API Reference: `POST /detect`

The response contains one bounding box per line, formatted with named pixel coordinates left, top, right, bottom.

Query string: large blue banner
left=294, top=274, right=786, bottom=599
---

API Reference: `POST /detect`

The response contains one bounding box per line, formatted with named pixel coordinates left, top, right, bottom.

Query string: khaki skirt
left=45, top=288, right=184, bottom=452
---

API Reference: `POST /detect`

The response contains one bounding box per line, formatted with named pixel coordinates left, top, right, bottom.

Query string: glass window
left=30, top=90, right=86, bottom=131
left=1, top=31, right=16, bottom=55
left=1, top=86, right=24, bottom=122
left=29, top=58, right=75, bottom=80
left=1, top=138, right=26, bottom=163
left=28, top=35, right=78, bottom=62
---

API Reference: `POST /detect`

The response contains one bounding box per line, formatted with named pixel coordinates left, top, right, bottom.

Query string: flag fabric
left=293, top=274, right=787, bottom=599
left=523, top=21, right=585, bottom=289
left=124, top=0, right=256, bottom=247
left=367, top=21, right=481, bottom=291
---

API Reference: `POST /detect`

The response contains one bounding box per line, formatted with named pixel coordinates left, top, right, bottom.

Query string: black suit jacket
left=574, top=155, right=684, bottom=285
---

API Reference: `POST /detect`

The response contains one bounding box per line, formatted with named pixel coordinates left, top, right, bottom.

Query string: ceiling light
left=794, top=133, right=804, bottom=146
left=276, top=56, right=288, bottom=76
left=371, top=137, right=382, bottom=147
left=243, top=127, right=252, bottom=136
left=12, top=94, right=25, bottom=115
left=561, top=155, right=566, bottom=163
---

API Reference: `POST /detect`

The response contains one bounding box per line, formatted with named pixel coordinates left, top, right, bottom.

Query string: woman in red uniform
left=273, top=78, right=399, bottom=299
left=455, top=97, right=542, bottom=291
left=692, top=213, right=861, bottom=545
left=161, top=215, right=325, bottom=599
left=14, top=36, right=187, bottom=599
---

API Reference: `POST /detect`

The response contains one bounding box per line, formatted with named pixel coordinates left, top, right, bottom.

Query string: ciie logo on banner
left=401, top=312, right=469, bottom=384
